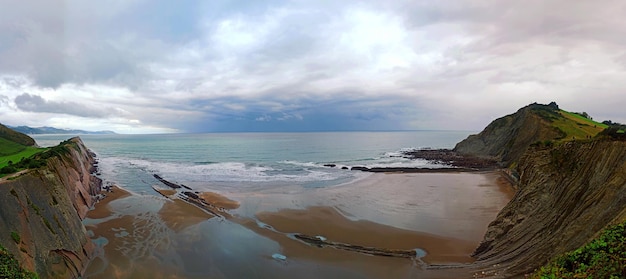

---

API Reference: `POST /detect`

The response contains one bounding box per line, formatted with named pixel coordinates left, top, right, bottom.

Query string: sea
left=31, top=131, right=492, bottom=279
left=32, top=131, right=472, bottom=194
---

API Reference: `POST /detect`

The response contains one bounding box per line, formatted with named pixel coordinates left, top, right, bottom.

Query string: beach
left=83, top=171, right=514, bottom=279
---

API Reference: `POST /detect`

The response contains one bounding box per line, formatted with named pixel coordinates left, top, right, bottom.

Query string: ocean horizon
left=32, top=131, right=474, bottom=194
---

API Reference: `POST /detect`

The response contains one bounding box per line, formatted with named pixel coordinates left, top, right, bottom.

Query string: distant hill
left=9, top=126, right=116, bottom=135
left=454, top=102, right=608, bottom=167
left=0, top=123, right=36, bottom=147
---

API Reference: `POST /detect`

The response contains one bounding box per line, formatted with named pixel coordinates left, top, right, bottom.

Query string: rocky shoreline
left=322, top=148, right=499, bottom=173
left=401, top=149, right=499, bottom=170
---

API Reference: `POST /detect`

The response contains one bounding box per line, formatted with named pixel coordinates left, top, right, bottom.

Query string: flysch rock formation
left=0, top=137, right=101, bottom=278
left=470, top=139, right=626, bottom=277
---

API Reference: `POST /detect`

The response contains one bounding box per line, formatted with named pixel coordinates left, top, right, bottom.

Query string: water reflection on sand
left=84, top=172, right=513, bottom=279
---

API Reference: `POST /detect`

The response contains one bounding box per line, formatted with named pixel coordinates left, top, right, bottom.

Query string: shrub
left=10, top=232, right=20, bottom=244
left=0, top=244, right=38, bottom=279
left=0, top=165, right=17, bottom=174
left=532, top=222, right=626, bottom=278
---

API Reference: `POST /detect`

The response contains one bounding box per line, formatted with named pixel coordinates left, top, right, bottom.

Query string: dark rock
left=294, top=234, right=416, bottom=258
left=402, top=149, right=498, bottom=170
left=153, top=174, right=182, bottom=189
left=350, top=166, right=370, bottom=171
left=323, top=164, right=337, bottom=168
left=182, top=191, right=199, bottom=199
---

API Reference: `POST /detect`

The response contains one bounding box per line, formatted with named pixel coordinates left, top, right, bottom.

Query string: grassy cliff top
left=553, top=110, right=607, bottom=141
left=454, top=102, right=615, bottom=167
left=0, top=124, right=45, bottom=173
left=524, top=103, right=608, bottom=142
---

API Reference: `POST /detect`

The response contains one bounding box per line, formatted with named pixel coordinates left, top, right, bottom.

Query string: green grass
left=562, top=111, right=609, bottom=129
left=0, top=147, right=45, bottom=169
left=552, top=111, right=608, bottom=141
left=532, top=221, right=626, bottom=279
left=0, top=138, right=27, bottom=156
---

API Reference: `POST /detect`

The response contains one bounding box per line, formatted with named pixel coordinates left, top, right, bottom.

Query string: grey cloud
left=1, top=0, right=626, bottom=133
left=14, top=93, right=109, bottom=118
left=0, top=0, right=186, bottom=88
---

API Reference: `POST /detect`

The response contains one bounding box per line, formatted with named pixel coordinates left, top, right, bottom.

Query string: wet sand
left=86, top=186, right=131, bottom=219
left=198, top=192, right=240, bottom=210
left=84, top=171, right=514, bottom=278
left=254, top=206, right=477, bottom=263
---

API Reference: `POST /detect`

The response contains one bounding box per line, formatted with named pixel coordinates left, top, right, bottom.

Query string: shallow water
left=32, top=132, right=515, bottom=278
left=84, top=172, right=512, bottom=279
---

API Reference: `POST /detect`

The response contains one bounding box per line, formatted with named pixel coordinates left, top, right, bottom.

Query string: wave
left=283, top=149, right=451, bottom=170
left=98, top=157, right=349, bottom=184
left=95, top=146, right=451, bottom=191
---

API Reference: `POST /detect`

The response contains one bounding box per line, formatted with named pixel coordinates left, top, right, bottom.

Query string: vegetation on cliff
left=0, top=136, right=100, bottom=278
left=0, top=124, right=44, bottom=173
left=532, top=221, right=626, bottom=279
left=0, top=130, right=78, bottom=176
left=454, top=102, right=609, bottom=167
left=0, top=244, right=38, bottom=279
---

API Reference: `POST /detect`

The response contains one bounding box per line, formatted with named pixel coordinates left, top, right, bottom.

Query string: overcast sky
left=0, top=0, right=625, bottom=133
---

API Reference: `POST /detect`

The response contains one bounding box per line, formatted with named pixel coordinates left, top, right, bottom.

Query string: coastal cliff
left=0, top=137, right=101, bottom=278
left=470, top=136, right=626, bottom=276
left=453, top=103, right=603, bottom=167
left=443, top=103, right=626, bottom=277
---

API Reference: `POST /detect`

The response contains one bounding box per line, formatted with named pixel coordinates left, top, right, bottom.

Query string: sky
left=0, top=0, right=625, bottom=133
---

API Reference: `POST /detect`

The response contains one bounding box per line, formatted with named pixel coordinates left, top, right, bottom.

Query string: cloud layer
left=1, top=0, right=625, bottom=133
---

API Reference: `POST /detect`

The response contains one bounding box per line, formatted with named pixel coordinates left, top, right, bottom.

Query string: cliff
left=0, top=137, right=101, bottom=278
left=471, top=139, right=626, bottom=277
left=453, top=103, right=605, bottom=167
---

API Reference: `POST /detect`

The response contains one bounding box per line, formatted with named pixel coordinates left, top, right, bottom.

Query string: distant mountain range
left=9, top=126, right=116, bottom=135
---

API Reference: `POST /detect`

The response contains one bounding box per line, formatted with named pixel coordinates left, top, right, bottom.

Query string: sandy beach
left=84, top=171, right=514, bottom=278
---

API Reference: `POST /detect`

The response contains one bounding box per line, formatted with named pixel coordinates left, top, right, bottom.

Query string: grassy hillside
left=0, top=145, right=43, bottom=169
left=454, top=103, right=612, bottom=167
left=0, top=138, right=27, bottom=156
left=0, top=124, right=35, bottom=146
left=553, top=111, right=608, bottom=141
left=529, top=104, right=608, bottom=142
left=0, top=125, right=45, bottom=173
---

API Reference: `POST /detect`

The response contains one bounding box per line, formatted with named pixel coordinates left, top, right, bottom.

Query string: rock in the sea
left=183, top=191, right=200, bottom=199
left=323, top=164, right=336, bottom=168
left=351, top=166, right=370, bottom=171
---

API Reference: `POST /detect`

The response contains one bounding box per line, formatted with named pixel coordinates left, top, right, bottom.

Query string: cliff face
left=472, top=139, right=626, bottom=277
left=454, top=104, right=564, bottom=167
left=0, top=137, right=101, bottom=278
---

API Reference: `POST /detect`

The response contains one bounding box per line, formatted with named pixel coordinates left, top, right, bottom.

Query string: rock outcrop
left=454, top=104, right=565, bottom=167
left=471, top=139, right=626, bottom=277
left=0, top=137, right=101, bottom=278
